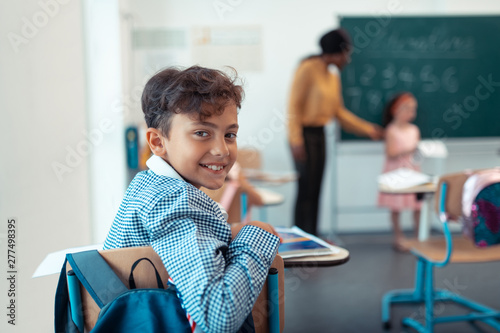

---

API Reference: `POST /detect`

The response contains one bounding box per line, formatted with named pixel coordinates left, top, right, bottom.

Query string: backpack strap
left=54, top=258, right=80, bottom=333
left=66, top=250, right=128, bottom=309
left=129, top=257, right=164, bottom=289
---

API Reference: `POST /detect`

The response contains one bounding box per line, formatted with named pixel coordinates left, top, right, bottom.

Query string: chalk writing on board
left=341, top=16, right=500, bottom=140
left=353, top=27, right=475, bottom=59
left=344, top=64, right=459, bottom=113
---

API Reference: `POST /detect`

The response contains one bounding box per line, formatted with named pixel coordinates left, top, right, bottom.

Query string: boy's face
left=160, top=103, right=238, bottom=190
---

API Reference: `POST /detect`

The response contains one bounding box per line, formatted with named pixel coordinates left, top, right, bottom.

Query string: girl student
left=378, top=92, right=422, bottom=252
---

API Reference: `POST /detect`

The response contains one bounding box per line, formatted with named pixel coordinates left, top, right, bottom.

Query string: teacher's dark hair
left=319, top=28, right=352, bottom=54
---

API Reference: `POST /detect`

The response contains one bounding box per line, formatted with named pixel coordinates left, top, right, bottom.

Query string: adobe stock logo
left=442, top=74, right=500, bottom=130
left=7, top=0, right=72, bottom=53
left=212, top=0, right=244, bottom=20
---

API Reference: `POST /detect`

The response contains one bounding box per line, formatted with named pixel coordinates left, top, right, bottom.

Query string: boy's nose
left=211, top=138, right=230, bottom=157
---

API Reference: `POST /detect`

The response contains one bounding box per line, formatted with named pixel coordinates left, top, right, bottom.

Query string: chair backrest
left=434, top=171, right=471, bottom=221
left=67, top=246, right=284, bottom=333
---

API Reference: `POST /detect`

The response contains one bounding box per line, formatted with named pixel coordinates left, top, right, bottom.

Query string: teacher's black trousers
left=293, top=126, right=326, bottom=236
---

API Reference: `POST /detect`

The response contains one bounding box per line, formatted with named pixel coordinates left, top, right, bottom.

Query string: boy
left=103, top=66, right=280, bottom=333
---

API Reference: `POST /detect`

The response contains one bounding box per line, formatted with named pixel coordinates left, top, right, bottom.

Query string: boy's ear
left=146, top=128, right=167, bottom=157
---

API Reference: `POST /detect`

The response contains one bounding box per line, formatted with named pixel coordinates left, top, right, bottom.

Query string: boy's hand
left=245, top=221, right=282, bottom=242
left=231, top=221, right=282, bottom=242
left=230, top=222, right=246, bottom=239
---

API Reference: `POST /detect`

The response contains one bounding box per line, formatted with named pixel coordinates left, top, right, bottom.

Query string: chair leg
left=433, top=291, right=500, bottom=329
left=402, top=261, right=500, bottom=332
left=400, top=261, right=435, bottom=333
left=381, top=258, right=427, bottom=329
left=414, top=258, right=425, bottom=299
left=424, top=261, right=434, bottom=333
left=481, top=318, right=500, bottom=330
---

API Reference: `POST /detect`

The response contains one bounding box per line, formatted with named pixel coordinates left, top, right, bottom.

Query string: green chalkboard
left=340, top=16, right=500, bottom=140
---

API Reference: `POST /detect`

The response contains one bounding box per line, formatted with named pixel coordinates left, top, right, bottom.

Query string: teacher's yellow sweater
left=288, top=56, right=373, bottom=146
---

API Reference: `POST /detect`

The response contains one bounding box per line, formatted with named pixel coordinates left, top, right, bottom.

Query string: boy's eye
left=195, top=131, right=209, bottom=137
left=226, top=133, right=237, bottom=139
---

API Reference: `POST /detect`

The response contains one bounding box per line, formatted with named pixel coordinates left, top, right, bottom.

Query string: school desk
left=252, top=187, right=285, bottom=222
left=255, top=187, right=285, bottom=206
left=379, top=182, right=437, bottom=241
left=242, top=169, right=298, bottom=185
left=283, top=245, right=350, bottom=268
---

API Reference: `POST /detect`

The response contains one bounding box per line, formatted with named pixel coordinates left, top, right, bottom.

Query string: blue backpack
left=54, top=250, right=192, bottom=332
left=54, top=250, right=256, bottom=332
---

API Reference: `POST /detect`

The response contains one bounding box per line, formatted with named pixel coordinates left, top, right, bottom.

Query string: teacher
left=287, top=28, right=383, bottom=236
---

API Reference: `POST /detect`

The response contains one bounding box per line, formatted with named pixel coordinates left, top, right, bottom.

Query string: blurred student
left=228, top=162, right=264, bottom=209
left=287, top=28, right=383, bottom=236
left=377, top=92, right=422, bottom=252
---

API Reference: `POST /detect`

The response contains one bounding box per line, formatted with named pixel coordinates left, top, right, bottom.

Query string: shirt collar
left=146, top=155, right=184, bottom=181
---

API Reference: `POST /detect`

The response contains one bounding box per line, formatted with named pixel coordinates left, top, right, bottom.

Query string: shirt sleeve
left=148, top=186, right=280, bottom=333
left=288, top=61, right=312, bottom=146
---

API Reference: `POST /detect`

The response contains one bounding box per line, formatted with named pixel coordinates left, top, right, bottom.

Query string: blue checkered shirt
left=104, top=156, right=280, bottom=333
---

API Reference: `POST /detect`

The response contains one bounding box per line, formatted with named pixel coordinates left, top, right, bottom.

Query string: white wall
left=0, top=0, right=125, bottom=332
left=0, top=0, right=90, bottom=331
left=83, top=0, right=126, bottom=243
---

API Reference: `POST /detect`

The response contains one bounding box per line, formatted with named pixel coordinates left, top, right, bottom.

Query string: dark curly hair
left=141, top=66, right=244, bottom=137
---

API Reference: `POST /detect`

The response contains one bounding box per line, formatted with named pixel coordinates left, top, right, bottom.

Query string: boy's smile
left=158, top=103, right=238, bottom=190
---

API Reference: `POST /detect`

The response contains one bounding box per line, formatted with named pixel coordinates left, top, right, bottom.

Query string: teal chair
left=382, top=182, right=500, bottom=332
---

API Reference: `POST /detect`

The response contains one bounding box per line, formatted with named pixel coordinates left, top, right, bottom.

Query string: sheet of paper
left=378, top=168, right=433, bottom=190
left=32, top=243, right=103, bottom=278
left=418, top=140, right=448, bottom=158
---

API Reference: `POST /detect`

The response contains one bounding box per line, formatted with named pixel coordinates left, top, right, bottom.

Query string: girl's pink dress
left=377, top=123, right=422, bottom=212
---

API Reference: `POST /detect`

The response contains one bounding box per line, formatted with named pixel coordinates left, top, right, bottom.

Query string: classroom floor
left=283, top=232, right=500, bottom=333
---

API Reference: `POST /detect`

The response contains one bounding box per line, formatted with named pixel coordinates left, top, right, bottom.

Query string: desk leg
left=259, top=206, right=268, bottom=222
left=418, top=193, right=433, bottom=241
